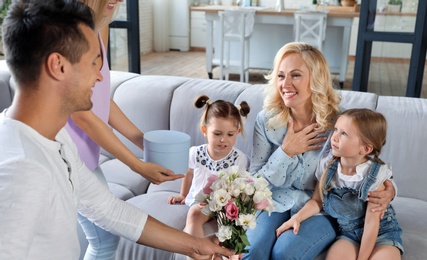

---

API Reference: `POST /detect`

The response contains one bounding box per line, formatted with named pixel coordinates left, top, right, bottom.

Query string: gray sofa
left=0, top=66, right=426, bottom=259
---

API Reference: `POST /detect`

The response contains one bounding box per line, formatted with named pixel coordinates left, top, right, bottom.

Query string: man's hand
left=190, top=234, right=234, bottom=260
left=367, top=180, right=395, bottom=215
left=138, top=217, right=233, bottom=260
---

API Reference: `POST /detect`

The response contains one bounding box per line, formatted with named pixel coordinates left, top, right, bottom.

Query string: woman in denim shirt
left=241, top=42, right=396, bottom=260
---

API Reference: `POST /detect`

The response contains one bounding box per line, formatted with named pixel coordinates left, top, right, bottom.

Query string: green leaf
left=240, top=233, right=250, bottom=245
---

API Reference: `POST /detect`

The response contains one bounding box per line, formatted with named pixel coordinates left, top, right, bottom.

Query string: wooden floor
left=135, top=50, right=427, bottom=98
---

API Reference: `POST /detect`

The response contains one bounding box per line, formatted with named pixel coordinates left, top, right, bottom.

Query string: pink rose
left=225, top=200, right=239, bottom=220
left=255, top=199, right=270, bottom=210
left=203, top=174, right=219, bottom=195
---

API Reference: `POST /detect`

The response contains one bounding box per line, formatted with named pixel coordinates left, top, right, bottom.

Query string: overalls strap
left=358, top=160, right=381, bottom=200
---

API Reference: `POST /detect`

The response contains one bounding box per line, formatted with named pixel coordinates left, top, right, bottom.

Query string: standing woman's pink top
left=65, top=35, right=111, bottom=171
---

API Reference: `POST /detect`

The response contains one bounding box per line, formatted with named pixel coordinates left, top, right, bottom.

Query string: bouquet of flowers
left=195, top=166, right=274, bottom=255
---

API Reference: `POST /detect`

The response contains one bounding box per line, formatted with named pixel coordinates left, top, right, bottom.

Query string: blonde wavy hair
left=263, top=42, right=341, bottom=131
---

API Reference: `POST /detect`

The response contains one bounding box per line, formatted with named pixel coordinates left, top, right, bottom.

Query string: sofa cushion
left=338, top=90, right=378, bottom=110
left=147, top=176, right=183, bottom=194
left=376, top=96, right=427, bottom=201
left=116, top=191, right=189, bottom=260
left=392, top=197, right=427, bottom=259
left=117, top=191, right=219, bottom=260
left=107, top=183, right=135, bottom=201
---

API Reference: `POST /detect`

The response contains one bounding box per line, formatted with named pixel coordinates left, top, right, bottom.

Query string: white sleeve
left=57, top=127, right=149, bottom=243
left=315, top=150, right=333, bottom=181
left=188, top=146, right=197, bottom=170
left=77, top=159, right=148, bottom=242
left=368, top=163, right=393, bottom=192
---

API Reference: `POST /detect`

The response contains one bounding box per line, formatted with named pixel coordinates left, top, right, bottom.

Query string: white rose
left=212, top=188, right=230, bottom=207
left=229, top=181, right=241, bottom=197
left=212, top=178, right=228, bottom=191
left=237, top=213, right=257, bottom=230
left=253, top=189, right=272, bottom=204
left=217, top=225, right=233, bottom=242
left=243, top=182, right=255, bottom=196
left=208, top=198, right=222, bottom=212
left=253, top=191, right=264, bottom=204
left=234, top=178, right=247, bottom=190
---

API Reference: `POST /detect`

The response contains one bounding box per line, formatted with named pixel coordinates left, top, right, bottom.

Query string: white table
left=191, top=6, right=358, bottom=86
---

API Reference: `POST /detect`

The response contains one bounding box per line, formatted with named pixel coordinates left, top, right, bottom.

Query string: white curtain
left=153, top=0, right=170, bottom=52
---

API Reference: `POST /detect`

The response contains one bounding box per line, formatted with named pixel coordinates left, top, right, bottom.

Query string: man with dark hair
left=0, top=1, right=232, bottom=259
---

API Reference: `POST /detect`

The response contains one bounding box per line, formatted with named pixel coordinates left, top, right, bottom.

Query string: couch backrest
left=376, top=96, right=427, bottom=200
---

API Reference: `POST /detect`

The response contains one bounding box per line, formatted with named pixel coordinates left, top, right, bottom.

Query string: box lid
left=144, top=130, right=191, bottom=153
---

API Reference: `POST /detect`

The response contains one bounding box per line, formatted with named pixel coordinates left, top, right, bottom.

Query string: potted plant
left=387, top=0, right=402, bottom=13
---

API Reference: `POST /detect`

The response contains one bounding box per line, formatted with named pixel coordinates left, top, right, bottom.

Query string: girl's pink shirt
left=64, top=34, right=111, bottom=171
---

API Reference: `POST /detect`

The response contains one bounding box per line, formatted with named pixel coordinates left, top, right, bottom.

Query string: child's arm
left=357, top=184, right=384, bottom=260
left=276, top=182, right=323, bottom=236
left=167, top=168, right=194, bottom=204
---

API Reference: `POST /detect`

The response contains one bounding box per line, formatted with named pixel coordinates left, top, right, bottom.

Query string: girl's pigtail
left=319, top=156, right=339, bottom=201
left=371, top=150, right=385, bottom=165
left=195, top=95, right=211, bottom=127
left=195, top=95, right=211, bottom=109
left=237, top=101, right=250, bottom=118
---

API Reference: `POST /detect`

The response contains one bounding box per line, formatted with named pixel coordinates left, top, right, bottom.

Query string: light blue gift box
left=143, top=130, right=191, bottom=174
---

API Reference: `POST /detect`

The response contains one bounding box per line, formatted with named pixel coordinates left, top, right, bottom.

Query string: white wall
left=139, top=0, right=154, bottom=55
left=112, top=0, right=154, bottom=55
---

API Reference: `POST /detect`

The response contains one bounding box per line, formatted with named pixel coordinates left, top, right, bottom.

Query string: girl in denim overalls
left=276, top=109, right=403, bottom=260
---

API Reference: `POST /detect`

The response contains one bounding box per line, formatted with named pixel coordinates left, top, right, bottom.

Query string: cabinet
left=169, top=0, right=191, bottom=51
left=191, top=11, right=207, bottom=48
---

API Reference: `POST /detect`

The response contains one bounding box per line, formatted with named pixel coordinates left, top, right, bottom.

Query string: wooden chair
left=294, top=11, right=328, bottom=52
left=218, top=9, right=255, bottom=83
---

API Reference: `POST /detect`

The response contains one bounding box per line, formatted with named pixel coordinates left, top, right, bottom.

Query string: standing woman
left=242, top=42, right=396, bottom=259
left=66, top=1, right=182, bottom=259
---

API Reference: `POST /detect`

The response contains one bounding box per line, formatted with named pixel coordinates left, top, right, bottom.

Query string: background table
left=192, top=6, right=359, bottom=86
